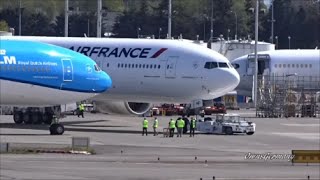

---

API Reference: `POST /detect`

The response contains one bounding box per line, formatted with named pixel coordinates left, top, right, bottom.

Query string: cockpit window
left=231, top=63, right=240, bottom=69
left=94, top=64, right=102, bottom=71
left=218, top=62, right=229, bottom=68
left=204, top=62, right=218, bottom=69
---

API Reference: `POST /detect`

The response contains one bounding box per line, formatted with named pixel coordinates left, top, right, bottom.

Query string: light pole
left=87, top=18, right=90, bottom=37
left=137, top=28, right=141, bottom=38
left=64, top=0, right=69, bottom=37
left=18, top=0, right=22, bottom=36
left=203, top=14, right=208, bottom=41
left=270, top=0, right=275, bottom=44
left=230, top=10, right=238, bottom=40
left=168, top=0, right=172, bottom=39
left=210, top=0, right=213, bottom=41
left=254, top=0, right=259, bottom=109
left=97, top=0, right=102, bottom=38
left=288, top=36, right=291, bottom=49
left=158, top=27, right=162, bottom=39
left=275, top=36, right=278, bottom=49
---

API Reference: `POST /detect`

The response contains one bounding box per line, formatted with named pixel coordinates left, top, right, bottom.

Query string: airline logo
left=0, top=49, right=17, bottom=65
left=70, top=46, right=167, bottom=59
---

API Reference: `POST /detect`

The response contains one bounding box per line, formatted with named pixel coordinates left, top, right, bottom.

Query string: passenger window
left=121, top=64, right=124, bottom=68
left=125, top=64, right=127, bottom=68
left=154, top=64, right=157, bottom=69
left=309, top=64, right=312, bottom=68
left=107, top=63, right=109, bottom=67
left=292, top=64, right=295, bottom=68
left=158, top=65, right=161, bottom=69
left=218, top=62, right=229, bottom=68
left=135, top=64, right=138, bottom=68
left=167, top=65, right=169, bottom=69
left=139, top=64, right=142, bottom=68
left=305, top=64, right=308, bottom=68
left=274, top=64, right=277, bottom=68
left=283, top=64, right=286, bottom=68
left=279, top=64, right=282, bottom=68
left=117, top=63, right=120, bottom=68
left=146, top=64, right=149, bottom=68
left=300, top=64, right=303, bottom=68
left=143, top=64, right=145, bottom=68
left=288, top=64, right=290, bottom=68
left=128, top=64, right=131, bottom=68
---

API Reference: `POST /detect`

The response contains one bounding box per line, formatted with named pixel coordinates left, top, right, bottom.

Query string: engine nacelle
left=94, top=101, right=152, bottom=115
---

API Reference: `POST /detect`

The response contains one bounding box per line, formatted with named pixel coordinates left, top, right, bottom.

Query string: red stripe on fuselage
left=150, top=48, right=168, bottom=58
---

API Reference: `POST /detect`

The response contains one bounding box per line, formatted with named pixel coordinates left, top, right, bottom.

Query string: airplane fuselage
left=4, top=37, right=240, bottom=103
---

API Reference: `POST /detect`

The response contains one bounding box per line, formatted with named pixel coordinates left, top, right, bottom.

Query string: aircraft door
left=247, top=54, right=270, bottom=76
left=165, top=56, right=178, bottom=78
left=61, top=58, right=73, bottom=81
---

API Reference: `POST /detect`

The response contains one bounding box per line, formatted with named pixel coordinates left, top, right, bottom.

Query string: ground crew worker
left=78, top=102, right=85, bottom=118
left=189, top=117, right=196, bottom=137
left=153, top=117, right=159, bottom=136
left=142, top=117, right=148, bottom=136
left=176, top=117, right=185, bottom=137
left=169, top=118, right=176, bottom=137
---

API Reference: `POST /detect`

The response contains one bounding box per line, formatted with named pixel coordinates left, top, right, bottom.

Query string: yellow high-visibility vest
left=177, top=119, right=185, bottom=128
left=191, top=119, right=196, bottom=128
left=169, top=120, right=176, bottom=128
left=153, top=119, right=158, bottom=128
left=143, top=119, right=148, bottom=128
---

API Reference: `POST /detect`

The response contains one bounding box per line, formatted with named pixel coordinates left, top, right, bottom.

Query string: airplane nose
left=96, top=71, right=112, bottom=92
left=223, top=69, right=240, bottom=92
left=213, top=69, right=240, bottom=95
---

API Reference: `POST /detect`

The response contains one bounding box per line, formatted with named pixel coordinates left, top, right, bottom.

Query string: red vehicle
left=203, top=102, right=226, bottom=115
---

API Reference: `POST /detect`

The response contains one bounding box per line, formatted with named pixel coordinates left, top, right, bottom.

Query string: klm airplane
left=0, top=39, right=112, bottom=134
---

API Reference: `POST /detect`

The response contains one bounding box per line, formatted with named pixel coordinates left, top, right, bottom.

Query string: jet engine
left=94, top=101, right=152, bottom=115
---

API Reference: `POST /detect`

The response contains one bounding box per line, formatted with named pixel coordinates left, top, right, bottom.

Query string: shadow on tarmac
left=0, top=119, right=137, bottom=135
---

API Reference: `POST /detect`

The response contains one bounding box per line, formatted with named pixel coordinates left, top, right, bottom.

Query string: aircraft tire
left=43, top=113, right=53, bottom=125
left=246, top=132, right=254, bottom=135
left=13, top=112, right=23, bottom=124
left=224, top=127, right=233, bottom=135
left=32, top=112, right=42, bottom=124
left=50, top=124, right=64, bottom=135
left=23, top=113, right=33, bottom=124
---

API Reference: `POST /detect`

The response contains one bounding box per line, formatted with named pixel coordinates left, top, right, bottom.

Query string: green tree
left=23, top=12, right=54, bottom=36
left=0, top=20, right=9, bottom=31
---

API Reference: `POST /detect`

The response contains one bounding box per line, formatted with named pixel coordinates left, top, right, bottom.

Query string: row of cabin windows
left=0, top=65, right=52, bottom=72
left=204, top=62, right=231, bottom=69
left=117, top=63, right=161, bottom=69
left=274, top=64, right=312, bottom=68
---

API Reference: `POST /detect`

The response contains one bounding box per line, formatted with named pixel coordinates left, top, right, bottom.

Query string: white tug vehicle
left=196, top=114, right=255, bottom=135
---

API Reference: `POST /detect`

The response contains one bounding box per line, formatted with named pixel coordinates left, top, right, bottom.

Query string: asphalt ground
left=0, top=109, right=319, bottom=180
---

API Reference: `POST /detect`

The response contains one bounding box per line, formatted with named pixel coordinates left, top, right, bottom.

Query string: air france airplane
left=231, top=49, right=320, bottom=96
left=0, top=39, right=112, bottom=134
left=4, top=36, right=240, bottom=115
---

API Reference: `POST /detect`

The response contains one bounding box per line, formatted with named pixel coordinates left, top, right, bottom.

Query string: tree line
left=0, top=0, right=319, bottom=49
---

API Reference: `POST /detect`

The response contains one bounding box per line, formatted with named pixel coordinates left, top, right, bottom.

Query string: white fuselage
left=232, top=50, right=320, bottom=96
left=4, top=36, right=240, bottom=103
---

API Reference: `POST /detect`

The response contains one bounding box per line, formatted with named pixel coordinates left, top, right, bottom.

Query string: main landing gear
left=13, top=106, right=65, bottom=135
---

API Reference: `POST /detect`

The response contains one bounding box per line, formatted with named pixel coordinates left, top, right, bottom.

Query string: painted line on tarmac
left=281, top=123, right=320, bottom=127
left=210, top=178, right=315, bottom=180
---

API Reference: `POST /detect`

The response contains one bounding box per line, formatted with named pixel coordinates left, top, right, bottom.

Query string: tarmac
left=0, top=109, right=319, bottom=180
